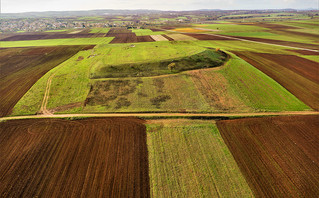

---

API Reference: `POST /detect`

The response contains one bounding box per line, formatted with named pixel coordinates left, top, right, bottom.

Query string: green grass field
left=12, top=40, right=310, bottom=115
left=147, top=120, right=253, bottom=197
left=0, top=37, right=114, bottom=47
left=194, top=23, right=269, bottom=33
left=90, top=41, right=208, bottom=78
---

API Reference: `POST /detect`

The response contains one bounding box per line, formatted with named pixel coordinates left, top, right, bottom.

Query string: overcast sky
left=1, top=0, right=318, bottom=13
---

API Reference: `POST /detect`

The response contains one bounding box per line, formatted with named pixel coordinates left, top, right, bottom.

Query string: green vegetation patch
left=194, top=23, right=268, bottom=33
left=221, top=32, right=278, bottom=37
left=147, top=120, right=253, bottom=197
left=0, top=37, right=114, bottom=47
left=218, top=53, right=310, bottom=111
left=13, top=48, right=96, bottom=115
left=92, top=49, right=226, bottom=78
left=84, top=75, right=210, bottom=113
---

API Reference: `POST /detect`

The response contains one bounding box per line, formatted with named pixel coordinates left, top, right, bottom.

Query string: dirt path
left=1, top=111, right=318, bottom=121
left=40, top=73, right=55, bottom=115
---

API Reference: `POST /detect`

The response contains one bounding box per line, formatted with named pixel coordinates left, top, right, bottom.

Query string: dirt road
left=1, top=111, right=318, bottom=121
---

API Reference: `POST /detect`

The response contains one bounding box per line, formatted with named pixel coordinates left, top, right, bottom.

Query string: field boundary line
left=1, top=111, right=318, bottom=121
left=164, top=29, right=319, bottom=53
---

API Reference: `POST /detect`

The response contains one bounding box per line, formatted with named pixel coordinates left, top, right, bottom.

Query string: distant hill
left=0, top=9, right=162, bottom=18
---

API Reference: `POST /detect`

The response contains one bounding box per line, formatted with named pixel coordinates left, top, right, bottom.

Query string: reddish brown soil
left=287, top=49, right=319, bottom=55
left=106, top=28, right=154, bottom=43
left=217, top=115, right=319, bottom=197
left=162, top=34, right=174, bottom=41
left=137, top=35, right=155, bottom=42
left=185, top=33, right=232, bottom=40
left=278, top=29, right=319, bottom=40
left=234, top=51, right=319, bottom=110
left=0, top=46, right=89, bottom=117
left=0, top=118, right=150, bottom=197
left=233, top=36, right=319, bottom=50
left=109, top=33, right=139, bottom=43
left=0, top=33, right=106, bottom=41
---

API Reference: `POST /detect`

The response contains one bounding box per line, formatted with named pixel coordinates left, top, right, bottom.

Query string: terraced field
left=0, top=118, right=150, bottom=197
left=217, top=115, right=319, bottom=197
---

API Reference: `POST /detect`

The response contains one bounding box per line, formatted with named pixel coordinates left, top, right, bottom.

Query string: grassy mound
left=91, top=49, right=227, bottom=78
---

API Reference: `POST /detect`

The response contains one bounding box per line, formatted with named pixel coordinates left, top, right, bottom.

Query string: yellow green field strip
left=0, top=37, right=114, bottom=47
left=147, top=120, right=253, bottom=197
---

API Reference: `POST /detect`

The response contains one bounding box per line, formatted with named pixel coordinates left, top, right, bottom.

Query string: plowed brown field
left=0, top=118, right=150, bottom=197
left=106, top=28, right=154, bottom=43
left=162, top=34, right=174, bottom=41
left=217, top=115, right=319, bottom=197
left=233, top=36, right=319, bottom=50
left=0, top=46, right=91, bottom=117
left=234, top=51, right=319, bottom=110
left=287, top=49, right=319, bottom=55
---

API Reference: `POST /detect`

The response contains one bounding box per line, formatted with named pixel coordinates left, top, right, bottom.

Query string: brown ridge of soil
left=137, top=35, right=155, bottom=42
left=232, top=36, right=319, bottom=50
left=216, top=115, right=319, bottom=197
left=162, top=34, right=174, bottom=41
left=0, top=118, right=150, bottom=197
left=184, top=33, right=232, bottom=40
left=286, top=49, right=319, bottom=55
left=0, top=33, right=106, bottom=41
left=233, top=51, right=319, bottom=110
left=0, top=46, right=90, bottom=117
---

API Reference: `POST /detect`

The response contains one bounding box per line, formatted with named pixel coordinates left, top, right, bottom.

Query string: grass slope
left=13, top=41, right=309, bottom=115
left=92, top=49, right=226, bottom=78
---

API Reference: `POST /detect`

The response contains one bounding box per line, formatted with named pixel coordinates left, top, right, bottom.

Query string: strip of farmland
left=106, top=28, right=154, bottom=43
left=0, top=118, right=150, bottom=197
left=0, top=46, right=92, bottom=117
left=0, top=33, right=106, bottom=41
left=233, top=52, right=319, bottom=110
left=147, top=120, right=253, bottom=197
left=217, top=115, right=319, bottom=197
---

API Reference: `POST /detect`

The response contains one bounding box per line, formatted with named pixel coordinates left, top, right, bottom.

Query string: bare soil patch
left=106, top=28, right=154, bottom=43
left=232, top=36, right=319, bottom=50
left=286, top=49, right=319, bottom=55
left=0, top=118, right=150, bottom=197
left=217, top=115, right=319, bottom=197
left=162, top=34, right=174, bottom=41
